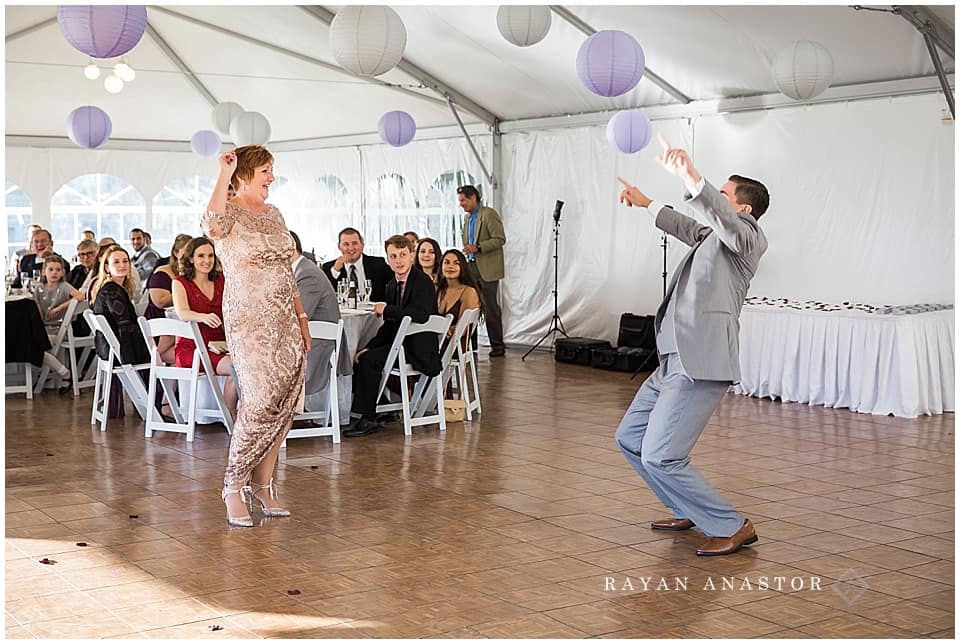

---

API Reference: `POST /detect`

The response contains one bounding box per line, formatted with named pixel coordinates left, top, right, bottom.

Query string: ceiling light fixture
left=104, top=74, right=124, bottom=94
left=83, top=61, right=100, bottom=80
left=114, top=60, right=135, bottom=83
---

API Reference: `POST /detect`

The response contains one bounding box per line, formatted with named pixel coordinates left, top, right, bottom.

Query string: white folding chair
left=133, top=291, right=150, bottom=317
left=374, top=314, right=452, bottom=436
left=83, top=309, right=152, bottom=432
left=33, top=298, right=77, bottom=393
left=33, top=299, right=97, bottom=395
left=417, top=308, right=482, bottom=421
left=5, top=363, right=34, bottom=399
left=286, top=319, right=344, bottom=446
left=137, top=316, right=235, bottom=441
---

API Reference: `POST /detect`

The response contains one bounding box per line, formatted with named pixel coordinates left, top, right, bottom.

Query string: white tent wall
left=499, top=92, right=954, bottom=347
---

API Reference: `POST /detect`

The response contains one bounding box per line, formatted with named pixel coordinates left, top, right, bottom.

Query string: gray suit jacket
left=654, top=180, right=767, bottom=383
left=294, top=256, right=341, bottom=394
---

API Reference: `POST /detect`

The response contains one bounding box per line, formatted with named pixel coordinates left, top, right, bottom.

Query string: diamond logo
left=832, top=568, right=869, bottom=605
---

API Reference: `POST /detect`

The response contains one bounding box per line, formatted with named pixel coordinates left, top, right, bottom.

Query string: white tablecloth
left=732, top=305, right=954, bottom=418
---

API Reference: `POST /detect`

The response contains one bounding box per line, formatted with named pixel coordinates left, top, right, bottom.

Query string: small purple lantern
left=190, top=130, right=221, bottom=158
left=66, top=106, right=112, bottom=149
left=377, top=110, right=416, bottom=147
left=57, top=5, right=147, bottom=59
left=576, top=30, right=645, bottom=98
left=606, top=110, right=653, bottom=154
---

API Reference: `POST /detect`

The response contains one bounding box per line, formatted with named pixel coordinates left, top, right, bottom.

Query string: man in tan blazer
left=458, top=185, right=507, bottom=357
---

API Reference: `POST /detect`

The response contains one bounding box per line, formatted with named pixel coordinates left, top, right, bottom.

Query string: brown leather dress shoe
left=696, top=519, right=758, bottom=556
left=651, top=518, right=695, bottom=531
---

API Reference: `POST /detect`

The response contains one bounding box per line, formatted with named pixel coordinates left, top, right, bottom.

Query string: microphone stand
left=630, top=234, right=668, bottom=379
left=523, top=202, right=567, bottom=360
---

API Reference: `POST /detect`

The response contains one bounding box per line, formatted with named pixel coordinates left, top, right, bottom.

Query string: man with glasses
left=12, top=228, right=67, bottom=288
left=457, top=185, right=507, bottom=357
left=68, top=240, right=99, bottom=290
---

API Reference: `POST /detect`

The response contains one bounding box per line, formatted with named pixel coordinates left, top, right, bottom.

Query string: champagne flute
left=363, top=279, right=372, bottom=304
left=20, top=272, right=31, bottom=294
left=337, top=280, right=348, bottom=305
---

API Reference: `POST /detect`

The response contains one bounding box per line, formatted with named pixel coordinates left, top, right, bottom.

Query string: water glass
left=363, top=279, right=372, bottom=303
left=20, top=272, right=30, bottom=291
left=337, top=280, right=348, bottom=305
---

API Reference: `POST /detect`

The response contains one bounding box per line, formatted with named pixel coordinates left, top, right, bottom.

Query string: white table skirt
left=732, top=306, right=954, bottom=418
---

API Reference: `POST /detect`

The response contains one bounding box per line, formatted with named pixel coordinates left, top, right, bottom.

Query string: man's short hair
left=130, top=227, right=145, bottom=236
left=76, top=239, right=98, bottom=252
left=403, top=230, right=419, bottom=242
left=338, top=227, right=363, bottom=243
left=289, top=230, right=303, bottom=254
left=384, top=234, right=413, bottom=253
left=33, top=228, right=52, bottom=242
left=728, top=175, right=770, bottom=219
left=144, top=232, right=152, bottom=244
left=456, top=184, right=480, bottom=200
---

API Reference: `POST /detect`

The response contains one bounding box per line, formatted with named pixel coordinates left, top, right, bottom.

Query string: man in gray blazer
left=616, top=135, right=770, bottom=557
left=290, top=231, right=341, bottom=405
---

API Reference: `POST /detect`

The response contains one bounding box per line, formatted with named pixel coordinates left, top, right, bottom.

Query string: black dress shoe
left=343, top=417, right=380, bottom=437
left=489, top=349, right=505, bottom=358
left=375, top=411, right=399, bottom=423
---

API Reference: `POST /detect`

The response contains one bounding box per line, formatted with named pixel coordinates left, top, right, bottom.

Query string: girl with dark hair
left=171, top=236, right=238, bottom=420
left=436, top=249, right=483, bottom=337
left=414, top=237, right=442, bottom=286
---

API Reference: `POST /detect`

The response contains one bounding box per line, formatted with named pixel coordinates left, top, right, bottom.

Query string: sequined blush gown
left=202, top=202, right=305, bottom=487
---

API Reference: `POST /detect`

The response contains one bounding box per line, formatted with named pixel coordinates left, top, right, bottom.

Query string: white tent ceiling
left=5, top=4, right=955, bottom=145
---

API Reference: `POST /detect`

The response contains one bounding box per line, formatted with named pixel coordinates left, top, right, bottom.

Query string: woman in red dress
left=171, top=236, right=238, bottom=420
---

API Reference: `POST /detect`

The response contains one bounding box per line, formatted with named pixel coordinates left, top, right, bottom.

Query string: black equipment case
left=555, top=337, right=611, bottom=365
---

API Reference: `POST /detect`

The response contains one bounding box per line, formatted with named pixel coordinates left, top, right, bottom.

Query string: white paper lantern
left=496, top=6, right=551, bottom=47
left=772, top=40, right=835, bottom=100
left=229, top=111, right=271, bottom=146
left=212, top=101, right=245, bottom=136
left=330, top=6, right=407, bottom=77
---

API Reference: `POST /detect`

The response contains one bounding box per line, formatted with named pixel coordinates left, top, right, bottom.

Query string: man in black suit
left=321, top=227, right=393, bottom=302
left=13, top=228, right=68, bottom=288
left=344, top=234, right=441, bottom=437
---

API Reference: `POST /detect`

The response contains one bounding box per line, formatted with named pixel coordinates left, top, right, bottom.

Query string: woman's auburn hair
left=230, top=145, right=274, bottom=189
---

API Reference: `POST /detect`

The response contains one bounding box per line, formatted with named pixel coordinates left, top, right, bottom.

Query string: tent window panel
left=152, top=176, right=215, bottom=251
left=272, top=175, right=352, bottom=263
left=423, top=170, right=482, bottom=251
left=364, top=173, right=421, bottom=257
left=50, top=173, right=146, bottom=258
left=5, top=180, right=33, bottom=266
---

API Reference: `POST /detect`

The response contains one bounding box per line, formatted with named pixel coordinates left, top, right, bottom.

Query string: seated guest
left=437, top=249, right=483, bottom=341
left=144, top=233, right=192, bottom=364
left=67, top=240, right=99, bottom=290
left=404, top=230, right=419, bottom=246
left=13, top=228, right=68, bottom=288
left=290, top=231, right=341, bottom=403
left=91, top=245, right=150, bottom=366
left=33, top=256, right=83, bottom=394
left=345, top=235, right=441, bottom=437
left=171, top=236, right=238, bottom=419
left=414, top=237, right=442, bottom=287
left=321, top=227, right=392, bottom=302
left=129, top=228, right=160, bottom=284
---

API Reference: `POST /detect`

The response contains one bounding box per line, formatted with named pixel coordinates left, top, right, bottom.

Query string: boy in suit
left=345, top=235, right=440, bottom=437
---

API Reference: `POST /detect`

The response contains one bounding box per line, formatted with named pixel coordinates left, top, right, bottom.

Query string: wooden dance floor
left=5, top=352, right=954, bottom=638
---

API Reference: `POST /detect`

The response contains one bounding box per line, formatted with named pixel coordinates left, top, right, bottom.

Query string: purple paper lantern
left=606, top=110, right=653, bottom=154
left=576, top=30, right=645, bottom=98
left=66, top=106, right=112, bottom=149
left=377, top=110, right=416, bottom=147
left=57, top=5, right=147, bottom=59
left=190, top=130, right=221, bottom=158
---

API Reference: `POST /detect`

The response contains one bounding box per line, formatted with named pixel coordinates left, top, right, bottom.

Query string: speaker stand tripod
left=630, top=233, right=668, bottom=379
left=522, top=216, right=567, bottom=361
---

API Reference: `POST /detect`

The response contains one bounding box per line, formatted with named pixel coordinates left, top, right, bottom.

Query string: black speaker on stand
left=629, top=233, right=668, bottom=380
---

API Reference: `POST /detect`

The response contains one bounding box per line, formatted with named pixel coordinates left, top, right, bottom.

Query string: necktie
left=397, top=280, right=405, bottom=304
left=349, top=264, right=358, bottom=285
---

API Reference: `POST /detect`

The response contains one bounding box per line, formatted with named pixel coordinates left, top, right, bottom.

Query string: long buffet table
left=733, top=303, right=954, bottom=418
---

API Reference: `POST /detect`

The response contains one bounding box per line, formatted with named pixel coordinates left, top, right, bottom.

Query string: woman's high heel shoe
left=247, top=479, right=290, bottom=517
left=221, top=486, right=254, bottom=527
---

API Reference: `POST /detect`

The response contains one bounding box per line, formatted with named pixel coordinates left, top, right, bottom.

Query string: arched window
left=51, top=173, right=145, bottom=258
left=152, top=175, right=215, bottom=253
left=364, top=173, right=419, bottom=256
left=5, top=180, right=33, bottom=266
left=424, top=170, right=483, bottom=250
left=271, top=174, right=352, bottom=262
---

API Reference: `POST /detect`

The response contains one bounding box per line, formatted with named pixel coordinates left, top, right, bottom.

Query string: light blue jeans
left=615, top=353, right=743, bottom=538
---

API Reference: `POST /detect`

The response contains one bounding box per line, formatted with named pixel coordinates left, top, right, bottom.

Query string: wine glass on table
left=363, top=280, right=372, bottom=305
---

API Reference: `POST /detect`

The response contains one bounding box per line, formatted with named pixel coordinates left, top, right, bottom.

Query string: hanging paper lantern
left=66, top=106, right=112, bottom=149
left=606, top=110, right=652, bottom=154
left=772, top=40, right=835, bottom=100
left=496, top=6, right=552, bottom=47
left=229, top=111, right=271, bottom=146
left=330, top=6, right=407, bottom=77
left=190, top=130, right=221, bottom=158
left=576, top=30, right=645, bottom=98
left=377, top=110, right=416, bottom=147
left=56, top=5, right=147, bottom=59
left=211, top=102, right=245, bottom=137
